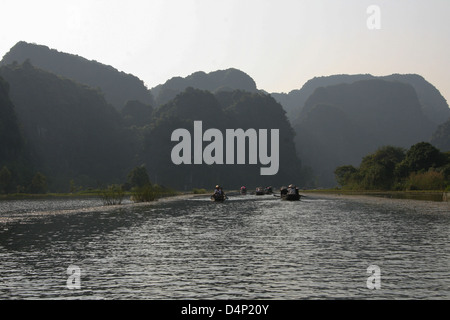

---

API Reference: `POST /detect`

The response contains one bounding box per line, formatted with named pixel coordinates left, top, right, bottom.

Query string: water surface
left=0, top=194, right=448, bottom=299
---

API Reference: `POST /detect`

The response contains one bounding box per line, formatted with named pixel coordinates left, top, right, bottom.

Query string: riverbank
left=0, top=193, right=198, bottom=224
left=300, top=190, right=449, bottom=215
left=302, top=189, right=449, bottom=202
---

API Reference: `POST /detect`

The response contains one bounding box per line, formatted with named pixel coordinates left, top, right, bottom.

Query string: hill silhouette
left=144, top=88, right=306, bottom=190
left=0, top=76, right=23, bottom=164
left=293, top=79, right=436, bottom=187
left=0, top=61, right=134, bottom=191
left=272, top=74, right=450, bottom=126
left=0, top=59, right=305, bottom=192
left=431, top=119, right=450, bottom=152
left=151, top=68, right=259, bottom=106
left=1, top=41, right=154, bottom=110
left=1, top=41, right=448, bottom=192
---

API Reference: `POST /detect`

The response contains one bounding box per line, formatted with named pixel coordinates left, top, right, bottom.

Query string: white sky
left=1, top=0, right=449, bottom=102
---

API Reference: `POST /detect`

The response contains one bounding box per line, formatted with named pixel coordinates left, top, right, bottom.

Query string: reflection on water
left=0, top=194, right=449, bottom=299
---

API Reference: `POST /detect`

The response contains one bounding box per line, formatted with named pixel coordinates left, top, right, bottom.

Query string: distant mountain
left=382, top=74, right=450, bottom=125
left=0, top=61, right=134, bottom=191
left=271, top=74, right=374, bottom=121
left=0, top=76, right=23, bottom=164
left=431, top=119, right=450, bottom=152
left=0, top=59, right=306, bottom=192
left=293, top=79, right=436, bottom=187
left=2, top=41, right=447, bottom=192
left=0, top=75, right=33, bottom=191
left=121, top=100, right=153, bottom=127
left=151, top=68, right=259, bottom=106
left=144, top=88, right=307, bottom=189
left=1, top=41, right=154, bottom=110
left=272, top=74, right=450, bottom=126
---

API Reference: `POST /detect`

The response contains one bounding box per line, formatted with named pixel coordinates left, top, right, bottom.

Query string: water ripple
left=0, top=194, right=449, bottom=299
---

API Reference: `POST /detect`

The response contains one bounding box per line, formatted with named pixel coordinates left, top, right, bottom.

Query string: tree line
left=335, top=142, right=450, bottom=191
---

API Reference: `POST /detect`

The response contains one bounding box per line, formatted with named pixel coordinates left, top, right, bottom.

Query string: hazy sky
left=1, top=0, right=449, bottom=102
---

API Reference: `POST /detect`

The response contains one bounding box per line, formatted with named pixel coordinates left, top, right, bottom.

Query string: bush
left=406, top=171, right=446, bottom=191
left=101, top=184, right=124, bottom=205
left=193, top=188, right=207, bottom=194
left=131, top=184, right=156, bottom=202
left=29, top=172, right=48, bottom=194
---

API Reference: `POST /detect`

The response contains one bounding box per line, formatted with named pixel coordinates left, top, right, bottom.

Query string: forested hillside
left=1, top=41, right=154, bottom=110
left=0, top=61, right=135, bottom=191
left=294, top=79, right=436, bottom=187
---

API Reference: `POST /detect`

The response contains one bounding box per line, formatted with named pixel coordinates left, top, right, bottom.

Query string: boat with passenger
left=211, top=185, right=227, bottom=202
left=280, top=184, right=301, bottom=201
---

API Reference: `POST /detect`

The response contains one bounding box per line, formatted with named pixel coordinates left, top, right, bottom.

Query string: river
left=0, top=193, right=449, bottom=300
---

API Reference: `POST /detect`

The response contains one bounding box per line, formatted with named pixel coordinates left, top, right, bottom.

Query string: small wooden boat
left=280, top=185, right=301, bottom=201
left=264, top=186, right=273, bottom=194
left=255, top=187, right=265, bottom=195
left=281, top=193, right=301, bottom=201
left=211, top=194, right=226, bottom=202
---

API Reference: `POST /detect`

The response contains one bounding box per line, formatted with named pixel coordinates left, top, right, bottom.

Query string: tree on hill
left=151, top=68, right=259, bottom=107
left=121, top=100, right=153, bottom=127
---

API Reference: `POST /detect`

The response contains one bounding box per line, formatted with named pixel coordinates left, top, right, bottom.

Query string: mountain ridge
left=150, top=68, right=259, bottom=107
left=1, top=41, right=154, bottom=110
left=271, top=73, right=450, bottom=126
left=1, top=41, right=449, bottom=191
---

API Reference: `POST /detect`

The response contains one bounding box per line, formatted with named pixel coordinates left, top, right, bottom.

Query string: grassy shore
left=302, top=189, right=445, bottom=194
left=301, top=189, right=448, bottom=202
left=0, top=189, right=181, bottom=201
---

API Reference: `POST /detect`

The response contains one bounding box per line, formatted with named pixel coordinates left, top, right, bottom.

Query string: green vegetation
left=29, top=172, right=48, bottom=194
left=0, top=61, right=133, bottom=192
left=335, top=142, right=450, bottom=191
left=430, top=119, right=450, bottom=157
left=0, top=166, right=12, bottom=194
left=2, top=42, right=449, bottom=193
left=151, top=68, right=258, bottom=107
left=0, top=59, right=306, bottom=193
left=193, top=188, right=207, bottom=194
left=294, top=79, right=438, bottom=187
left=100, top=184, right=124, bottom=205
left=144, top=88, right=306, bottom=189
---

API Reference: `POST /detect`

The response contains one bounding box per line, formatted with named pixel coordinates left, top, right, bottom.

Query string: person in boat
left=280, top=186, right=288, bottom=196
left=255, top=187, right=264, bottom=195
left=265, top=186, right=273, bottom=194
left=240, top=186, right=247, bottom=194
left=288, top=184, right=299, bottom=196
left=212, top=185, right=225, bottom=200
